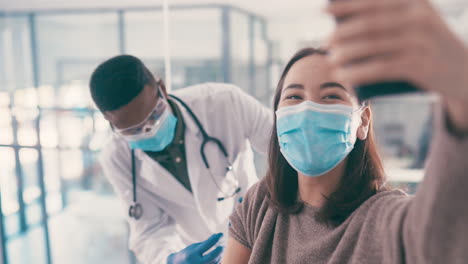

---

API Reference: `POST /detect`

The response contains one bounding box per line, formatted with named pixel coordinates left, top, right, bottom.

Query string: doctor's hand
left=167, top=233, right=224, bottom=264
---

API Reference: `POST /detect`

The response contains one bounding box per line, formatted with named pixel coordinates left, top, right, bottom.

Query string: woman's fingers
left=326, top=0, right=408, bottom=20
left=329, top=8, right=415, bottom=44
left=332, top=52, right=423, bottom=88
left=328, top=1, right=435, bottom=45
left=329, top=29, right=427, bottom=67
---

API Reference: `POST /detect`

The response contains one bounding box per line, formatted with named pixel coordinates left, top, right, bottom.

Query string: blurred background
left=0, top=0, right=467, bottom=263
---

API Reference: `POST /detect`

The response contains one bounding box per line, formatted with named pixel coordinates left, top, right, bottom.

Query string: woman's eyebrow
left=320, top=82, right=347, bottom=91
left=284, top=83, right=305, bottom=90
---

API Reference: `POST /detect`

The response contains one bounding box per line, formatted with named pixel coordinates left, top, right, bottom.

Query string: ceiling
left=1, top=0, right=466, bottom=18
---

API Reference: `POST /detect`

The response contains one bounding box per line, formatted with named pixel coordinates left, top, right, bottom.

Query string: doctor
left=89, top=55, right=272, bottom=264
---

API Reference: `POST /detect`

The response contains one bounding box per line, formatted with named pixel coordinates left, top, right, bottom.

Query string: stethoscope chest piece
left=129, top=202, right=143, bottom=220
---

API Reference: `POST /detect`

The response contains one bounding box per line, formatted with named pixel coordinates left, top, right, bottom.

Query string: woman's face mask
left=276, top=54, right=366, bottom=177
left=276, top=101, right=364, bottom=177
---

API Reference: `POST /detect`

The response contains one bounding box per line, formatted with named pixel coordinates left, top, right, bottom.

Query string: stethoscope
left=128, top=94, right=242, bottom=220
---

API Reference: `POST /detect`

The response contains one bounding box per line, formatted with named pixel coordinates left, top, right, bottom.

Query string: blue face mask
left=276, top=101, right=361, bottom=177
left=127, top=110, right=178, bottom=152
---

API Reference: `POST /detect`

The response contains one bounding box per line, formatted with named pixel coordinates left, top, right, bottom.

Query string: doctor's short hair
left=89, top=55, right=157, bottom=112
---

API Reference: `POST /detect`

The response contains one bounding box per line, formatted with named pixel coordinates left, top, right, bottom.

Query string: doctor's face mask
left=276, top=53, right=368, bottom=177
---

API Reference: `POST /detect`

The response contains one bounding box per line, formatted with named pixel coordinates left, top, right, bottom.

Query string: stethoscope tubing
left=128, top=95, right=241, bottom=220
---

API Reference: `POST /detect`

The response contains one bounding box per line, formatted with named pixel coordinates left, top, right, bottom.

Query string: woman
left=222, top=0, right=468, bottom=262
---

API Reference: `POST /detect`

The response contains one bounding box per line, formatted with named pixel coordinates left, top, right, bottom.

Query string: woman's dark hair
left=266, top=47, right=389, bottom=225
left=89, top=55, right=156, bottom=112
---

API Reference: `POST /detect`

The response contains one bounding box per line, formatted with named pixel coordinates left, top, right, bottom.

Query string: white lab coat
left=99, top=83, right=272, bottom=264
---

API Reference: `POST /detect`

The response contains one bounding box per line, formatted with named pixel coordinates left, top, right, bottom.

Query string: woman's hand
left=326, top=0, right=468, bottom=132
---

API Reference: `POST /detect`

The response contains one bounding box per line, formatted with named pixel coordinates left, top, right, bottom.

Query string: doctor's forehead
left=282, top=55, right=353, bottom=93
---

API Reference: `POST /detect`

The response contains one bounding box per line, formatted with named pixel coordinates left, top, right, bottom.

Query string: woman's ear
left=357, top=107, right=371, bottom=140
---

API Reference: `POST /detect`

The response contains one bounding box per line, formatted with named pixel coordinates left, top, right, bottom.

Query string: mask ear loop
left=353, top=100, right=372, bottom=142
left=354, top=100, right=369, bottom=113
left=156, top=78, right=167, bottom=100
left=350, top=100, right=368, bottom=135
left=109, top=122, right=121, bottom=140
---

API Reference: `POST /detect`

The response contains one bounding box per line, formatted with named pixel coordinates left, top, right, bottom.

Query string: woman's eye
left=323, top=94, right=342, bottom=100
left=286, top=95, right=303, bottom=100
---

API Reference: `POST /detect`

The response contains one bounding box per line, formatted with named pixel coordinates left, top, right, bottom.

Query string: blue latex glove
left=167, top=233, right=224, bottom=264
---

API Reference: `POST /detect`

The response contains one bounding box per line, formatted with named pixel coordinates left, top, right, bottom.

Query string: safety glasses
left=114, top=83, right=169, bottom=140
